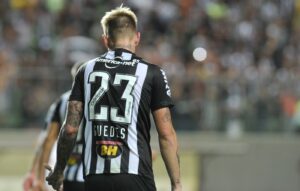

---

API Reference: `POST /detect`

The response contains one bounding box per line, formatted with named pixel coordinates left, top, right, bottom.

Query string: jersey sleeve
left=44, top=100, right=61, bottom=129
left=150, top=67, right=174, bottom=111
left=69, top=65, right=85, bottom=102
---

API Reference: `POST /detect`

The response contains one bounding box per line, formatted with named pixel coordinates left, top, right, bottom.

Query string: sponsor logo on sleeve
left=160, top=69, right=171, bottom=97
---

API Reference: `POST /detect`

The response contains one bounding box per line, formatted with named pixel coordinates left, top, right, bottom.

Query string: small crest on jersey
left=96, top=140, right=123, bottom=159
left=105, top=61, right=120, bottom=69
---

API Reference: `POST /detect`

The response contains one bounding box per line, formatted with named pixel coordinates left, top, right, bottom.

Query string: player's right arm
left=153, top=108, right=182, bottom=191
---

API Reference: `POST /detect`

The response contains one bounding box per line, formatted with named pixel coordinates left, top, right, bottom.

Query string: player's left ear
left=134, top=32, right=140, bottom=46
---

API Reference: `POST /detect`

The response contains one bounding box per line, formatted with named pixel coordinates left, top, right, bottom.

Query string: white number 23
left=88, top=72, right=137, bottom=124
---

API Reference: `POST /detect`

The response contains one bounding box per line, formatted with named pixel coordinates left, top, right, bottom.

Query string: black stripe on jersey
left=89, top=62, right=99, bottom=175
left=114, top=49, right=123, bottom=61
left=64, top=164, right=71, bottom=179
left=120, top=143, right=130, bottom=173
left=137, top=130, right=153, bottom=179
left=81, top=117, right=87, bottom=179
left=104, top=159, right=110, bottom=173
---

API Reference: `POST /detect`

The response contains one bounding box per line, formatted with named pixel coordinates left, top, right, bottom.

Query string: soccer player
left=23, top=62, right=85, bottom=191
left=46, top=6, right=182, bottom=191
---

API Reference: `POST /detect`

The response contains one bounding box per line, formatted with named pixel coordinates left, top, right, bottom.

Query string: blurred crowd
left=1, top=0, right=300, bottom=133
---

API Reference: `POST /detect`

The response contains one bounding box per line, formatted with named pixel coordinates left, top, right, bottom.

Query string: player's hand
left=23, top=172, right=35, bottom=191
left=32, top=179, right=47, bottom=191
left=45, top=165, right=64, bottom=191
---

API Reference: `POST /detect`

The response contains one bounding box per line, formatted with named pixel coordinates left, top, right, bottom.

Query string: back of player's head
left=100, top=6, right=137, bottom=43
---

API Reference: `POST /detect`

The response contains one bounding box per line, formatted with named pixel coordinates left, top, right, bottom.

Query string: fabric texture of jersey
left=45, top=90, right=84, bottom=183
left=69, top=48, right=173, bottom=182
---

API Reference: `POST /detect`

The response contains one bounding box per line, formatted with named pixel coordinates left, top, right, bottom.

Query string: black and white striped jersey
left=69, top=48, right=174, bottom=180
left=45, top=91, right=84, bottom=182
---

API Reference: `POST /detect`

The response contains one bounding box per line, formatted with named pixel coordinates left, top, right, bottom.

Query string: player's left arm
left=153, top=107, right=181, bottom=191
left=46, top=100, right=83, bottom=190
left=151, top=66, right=181, bottom=190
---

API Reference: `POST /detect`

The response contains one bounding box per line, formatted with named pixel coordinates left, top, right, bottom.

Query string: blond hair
left=100, top=6, right=138, bottom=41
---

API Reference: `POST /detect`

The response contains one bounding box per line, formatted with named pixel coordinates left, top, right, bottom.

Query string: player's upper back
left=72, top=49, right=171, bottom=104
left=70, top=48, right=173, bottom=129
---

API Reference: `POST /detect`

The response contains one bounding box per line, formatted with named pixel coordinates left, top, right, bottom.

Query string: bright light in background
left=193, top=47, right=207, bottom=62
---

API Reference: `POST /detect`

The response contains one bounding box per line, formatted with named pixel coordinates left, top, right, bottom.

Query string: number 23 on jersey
left=88, top=72, right=137, bottom=124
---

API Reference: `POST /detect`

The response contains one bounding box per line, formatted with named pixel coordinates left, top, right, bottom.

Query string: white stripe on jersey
left=121, top=52, right=132, bottom=60
left=76, top=163, right=84, bottom=181
left=106, top=50, right=115, bottom=59
left=110, top=155, right=121, bottom=173
left=84, top=60, right=99, bottom=175
left=66, top=165, right=76, bottom=180
left=105, top=50, right=132, bottom=60
left=128, top=62, right=148, bottom=174
left=109, top=51, right=133, bottom=173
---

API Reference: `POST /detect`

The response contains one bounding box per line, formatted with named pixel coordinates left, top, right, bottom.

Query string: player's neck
left=113, top=40, right=136, bottom=53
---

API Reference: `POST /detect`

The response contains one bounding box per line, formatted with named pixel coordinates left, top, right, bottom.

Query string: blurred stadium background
left=1, top=0, right=300, bottom=190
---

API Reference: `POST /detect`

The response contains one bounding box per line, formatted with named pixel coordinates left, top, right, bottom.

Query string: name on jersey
left=97, top=58, right=139, bottom=67
left=93, top=125, right=126, bottom=140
